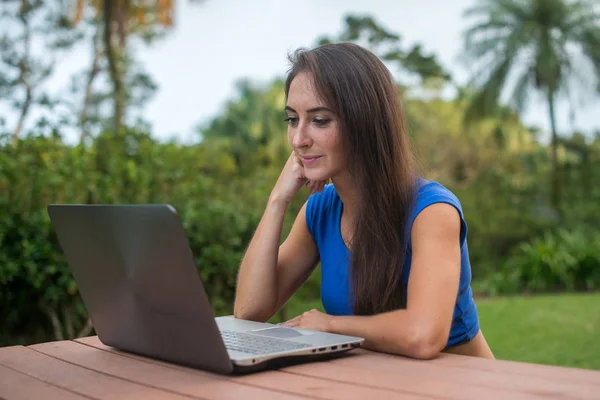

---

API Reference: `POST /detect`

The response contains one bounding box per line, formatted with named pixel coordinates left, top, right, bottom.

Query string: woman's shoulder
left=412, top=178, right=467, bottom=243
left=414, top=178, right=463, bottom=211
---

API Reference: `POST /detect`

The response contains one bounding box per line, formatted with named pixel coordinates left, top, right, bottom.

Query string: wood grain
left=75, top=337, right=423, bottom=400
left=351, top=348, right=600, bottom=385
left=233, top=369, right=427, bottom=400
left=0, top=345, right=192, bottom=400
left=0, top=364, right=90, bottom=400
left=2, top=336, right=599, bottom=400
left=434, top=352, right=600, bottom=386
left=332, top=351, right=598, bottom=399
left=31, top=340, right=307, bottom=400
left=283, top=361, right=553, bottom=400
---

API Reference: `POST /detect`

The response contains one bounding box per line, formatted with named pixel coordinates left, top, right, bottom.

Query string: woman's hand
left=280, top=309, right=333, bottom=333
left=269, top=152, right=328, bottom=205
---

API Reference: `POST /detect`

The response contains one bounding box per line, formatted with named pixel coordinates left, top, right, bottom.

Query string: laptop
left=47, top=204, right=363, bottom=374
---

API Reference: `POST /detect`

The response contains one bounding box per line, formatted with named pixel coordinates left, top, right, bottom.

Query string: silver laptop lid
left=47, top=204, right=233, bottom=374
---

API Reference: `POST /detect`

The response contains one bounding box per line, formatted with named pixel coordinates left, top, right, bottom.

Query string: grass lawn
left=276, top=291, right=600, bottom=370
left=476, top=292, right=600, bottom=370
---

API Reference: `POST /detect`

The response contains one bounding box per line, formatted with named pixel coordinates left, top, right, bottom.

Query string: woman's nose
left=291, top=123, right=312, bottom=148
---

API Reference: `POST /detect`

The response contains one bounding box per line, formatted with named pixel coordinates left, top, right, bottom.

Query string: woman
left=234, top=42, right=494, bottom=360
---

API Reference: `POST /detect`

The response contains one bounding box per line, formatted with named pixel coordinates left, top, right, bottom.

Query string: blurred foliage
left=1, top=4, right=600, bottom=349
left=478, top=228, right=600, bottom=296
left=461, top=0, right=600, bottom=208
left=0, top=125, right=284, bottom=346
left=2, top=80, right=600, bottom=346
left=317, top=14, right=451, bottom=84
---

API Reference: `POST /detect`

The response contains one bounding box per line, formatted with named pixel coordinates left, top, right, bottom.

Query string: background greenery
left=1, top=0, right=599, bottom=370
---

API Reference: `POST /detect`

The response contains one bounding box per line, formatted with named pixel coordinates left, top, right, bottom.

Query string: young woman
left=233, top=42, right=494, bottom=360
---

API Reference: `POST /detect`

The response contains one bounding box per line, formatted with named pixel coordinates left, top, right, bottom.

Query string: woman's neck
left=331, top=172, right=358, bottom=220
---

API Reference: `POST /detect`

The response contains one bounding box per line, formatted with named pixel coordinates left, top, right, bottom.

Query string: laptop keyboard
left=221, top=330, right=311, bottom=355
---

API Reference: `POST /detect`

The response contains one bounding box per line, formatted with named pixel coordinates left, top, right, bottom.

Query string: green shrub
left=478, top=228, right=600, bottom=296
left=0, top=132, right=273, bottom=346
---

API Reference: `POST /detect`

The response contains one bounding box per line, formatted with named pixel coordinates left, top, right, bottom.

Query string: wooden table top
left=1, top=335, right=599, bottom=400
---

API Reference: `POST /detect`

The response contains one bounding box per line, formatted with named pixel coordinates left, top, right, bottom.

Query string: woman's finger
left=281, top=316, right=301, bottom=327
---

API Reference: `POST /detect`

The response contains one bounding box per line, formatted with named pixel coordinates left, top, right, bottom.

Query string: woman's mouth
left=301, top=156, right=322, bottom=166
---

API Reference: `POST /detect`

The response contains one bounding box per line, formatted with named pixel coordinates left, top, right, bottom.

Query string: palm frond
left=464, top=56, right=514, bottom=123
left=469, top=20, right=530, bottom=74
left=463, top=1, right=496, bottom=18
left=463, top=0, right=528, bottom=16
left=559, top=50, right=598, bottom=108
left=463, top=0, right=532, bottom=64
left=494, top=0, right=531, bottom=21
left=509, top=69, right=533, bottom=112
left=563, top=0, right=600, bottom=31
left=463, top=19, right=516, bottom=39
left=465, top=34, right=514, bottom=61
left=461, top=0, right=600, bottom=125
left=579, top=27, right=600, bottom=91
left=463, top=0, right=526, bottom=30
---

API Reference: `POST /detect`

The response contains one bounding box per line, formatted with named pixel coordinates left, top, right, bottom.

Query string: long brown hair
left=284, top=42, right=417, bottom=315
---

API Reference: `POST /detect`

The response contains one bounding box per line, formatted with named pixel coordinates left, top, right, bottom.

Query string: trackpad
left=251, top=327, right=311, bottom=338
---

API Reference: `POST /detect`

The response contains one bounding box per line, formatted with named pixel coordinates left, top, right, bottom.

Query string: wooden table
left=1, top=336, right=599, bottom=399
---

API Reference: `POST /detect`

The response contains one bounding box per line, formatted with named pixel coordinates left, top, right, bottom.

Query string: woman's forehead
left=287, top=72, right=328, bottom=110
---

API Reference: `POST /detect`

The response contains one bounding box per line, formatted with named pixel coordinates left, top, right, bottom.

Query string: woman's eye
left=314, top=118, right=331, bottom=127
left=284, top=116, right=298, bottom=125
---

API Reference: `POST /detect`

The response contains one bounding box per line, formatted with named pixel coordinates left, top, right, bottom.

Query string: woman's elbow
left=233, top=301, right=251, bottom=320
left=232, top=305, right=249, bottom=320
left=408, top=341, right=442, bottom=360
left=405, top=325, right=447, bottom=360
left=233, top=301, right=273, bottom=323
left=233, top=304, right=258, bottom=321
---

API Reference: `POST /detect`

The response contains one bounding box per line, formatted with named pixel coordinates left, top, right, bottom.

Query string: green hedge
left=0, top=131, right=281, bottom=346
left=475, top=227, right=600, bottom=296
left=2, top=128, right=599, bottom=346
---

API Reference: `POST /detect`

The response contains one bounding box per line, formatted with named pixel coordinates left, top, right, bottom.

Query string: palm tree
left=461, top=0, right=600, bottom=208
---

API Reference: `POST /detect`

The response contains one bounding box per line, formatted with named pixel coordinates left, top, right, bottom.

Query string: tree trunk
left=77, top=318, right=94, bottom=338
left=14, top=82, right=32, bottom=143
left=13, top=7, right=33, bottom=144
left=547, top=90, right=560, bottom=210
left=79, top=25, right=101, bottom=145
left=42, top=305, right=64, bottom=341
left=103, top=0, right=124, bottom=135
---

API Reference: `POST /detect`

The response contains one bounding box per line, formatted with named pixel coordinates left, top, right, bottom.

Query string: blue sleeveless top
left=305, top=179, right=480, bottom=347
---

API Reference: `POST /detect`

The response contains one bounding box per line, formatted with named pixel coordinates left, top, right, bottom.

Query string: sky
left=2, top=0, right=599, bottom=144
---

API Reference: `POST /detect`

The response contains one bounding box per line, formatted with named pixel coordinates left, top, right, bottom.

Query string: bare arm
left=283, top=202, right=461, bottom=359
left=233, top=150, right=326, bottom=322
left=233, top=200, right=319, bottom=322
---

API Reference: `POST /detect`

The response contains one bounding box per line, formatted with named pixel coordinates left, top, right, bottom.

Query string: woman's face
left=285, top=72, right=346, bottom=182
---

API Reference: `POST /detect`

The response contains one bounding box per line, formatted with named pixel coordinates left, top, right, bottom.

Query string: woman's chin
left=305, top=170, right=330, bottom=183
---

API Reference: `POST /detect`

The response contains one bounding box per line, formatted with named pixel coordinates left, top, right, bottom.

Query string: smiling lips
left=301, top=155, right=322, bottom=166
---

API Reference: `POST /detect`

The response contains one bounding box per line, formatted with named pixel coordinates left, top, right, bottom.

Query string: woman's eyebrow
left=284, top=105, right=334, bottom=113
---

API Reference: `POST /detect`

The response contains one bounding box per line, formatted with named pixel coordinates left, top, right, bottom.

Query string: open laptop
left=47, top=204, right=363, bottom=374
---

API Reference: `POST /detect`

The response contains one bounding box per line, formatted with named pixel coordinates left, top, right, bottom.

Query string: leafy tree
left=316, top=14, right=452, bottom=85
left=461, top=0, right=600, bottom=208
left=199, top=79, right=289, bottom=174
left=407, top=95, right=536, bottom=184
left=70, top=0, right=204, bottom=136
left=0, top=0, right=84, bottom=143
